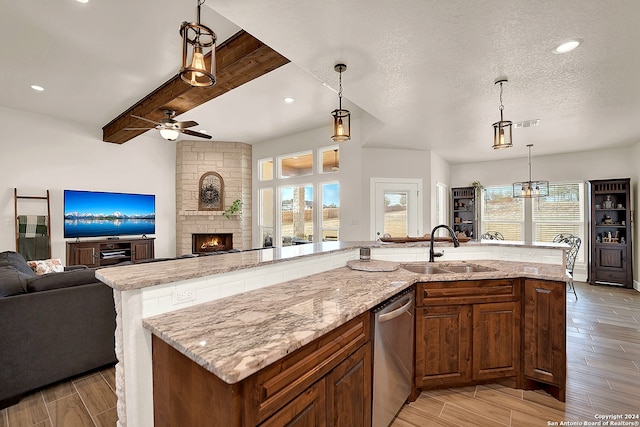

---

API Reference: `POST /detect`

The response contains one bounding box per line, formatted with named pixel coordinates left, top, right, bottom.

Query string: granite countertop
left=97, top=240, right=568, bottom=291
left=142, top=259, right=569, bottom=385
left=96, top=241, right=359, bottom=291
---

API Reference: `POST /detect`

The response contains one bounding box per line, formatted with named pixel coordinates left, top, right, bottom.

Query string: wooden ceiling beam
left=102, top=30, right=289, bottom=144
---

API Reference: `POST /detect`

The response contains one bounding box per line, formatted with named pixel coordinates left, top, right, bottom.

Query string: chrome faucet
left=429, top=224, right=460, bottom=262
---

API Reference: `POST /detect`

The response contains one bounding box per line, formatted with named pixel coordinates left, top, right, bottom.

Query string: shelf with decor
left=451, top=187, right=477, bottom=240
left=588, top=178, right=633, bottom=288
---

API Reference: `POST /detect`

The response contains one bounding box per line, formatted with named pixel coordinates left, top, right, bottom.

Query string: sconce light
left=492, top=78, right=513, bottom=149
left=179, top=0, right=216, bottom=87
left=331, top=64, right=351, bottom=142
left=513, top=144, right=549, bottom=198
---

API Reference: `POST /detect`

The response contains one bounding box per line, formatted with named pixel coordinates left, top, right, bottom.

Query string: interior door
left=371, top=179, right=422, bottom=239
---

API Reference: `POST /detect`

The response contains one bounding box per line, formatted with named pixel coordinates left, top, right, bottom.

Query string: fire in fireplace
left=192, top=233, right=233, bottom=254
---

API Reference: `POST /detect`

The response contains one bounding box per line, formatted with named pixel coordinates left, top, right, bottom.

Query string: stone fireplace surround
left=175, top=141, right=252, bottom=256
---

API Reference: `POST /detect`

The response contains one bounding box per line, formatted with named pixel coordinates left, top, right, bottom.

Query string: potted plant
left=223, top=199, right=243, bottom=219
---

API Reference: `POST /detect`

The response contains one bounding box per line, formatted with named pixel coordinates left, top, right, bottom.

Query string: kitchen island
left=97, top=241, right=569, bottom=427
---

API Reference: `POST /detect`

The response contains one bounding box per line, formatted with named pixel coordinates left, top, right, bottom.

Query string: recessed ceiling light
left=554, top=39, right=582, bottom=54
left=76, top=0, right=89, bottom=3
left=30, top=85, right=44, bottom=92
left=283, top=97, right=294, bottom=104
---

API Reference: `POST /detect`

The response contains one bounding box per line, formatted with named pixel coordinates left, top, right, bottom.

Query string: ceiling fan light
left=159, top=128, right=180, bottom=141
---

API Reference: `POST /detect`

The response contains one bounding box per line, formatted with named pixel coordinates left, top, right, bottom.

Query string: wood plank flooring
left=2, top=281, right=638, bottom=426
left=394, top=281, right=640, bottom=426
left=0, top=367, right=116, bottom=427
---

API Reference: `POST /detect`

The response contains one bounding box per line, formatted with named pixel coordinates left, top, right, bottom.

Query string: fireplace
left=192, top=233, right=233, bottom=254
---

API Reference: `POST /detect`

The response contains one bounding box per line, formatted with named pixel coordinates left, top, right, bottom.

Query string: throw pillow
left=0, top=266, right=29, bottom=297
left=0, top=251, right=35, bottom=276
left=26, top=268, right=100, bottom=293
left=27, top=258, right=64, bottom=275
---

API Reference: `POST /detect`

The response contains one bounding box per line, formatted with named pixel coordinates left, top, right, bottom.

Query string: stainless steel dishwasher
left=372, top=287, right=414, bottom=427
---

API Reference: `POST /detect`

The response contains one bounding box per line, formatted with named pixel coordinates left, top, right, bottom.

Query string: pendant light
left=331, top=64, right=351, bottom=142
left=513, top=144, right=549, bottom=198
left=179, top=0, right=216, bottom=87
left=492, top=78, right=513, bottom=149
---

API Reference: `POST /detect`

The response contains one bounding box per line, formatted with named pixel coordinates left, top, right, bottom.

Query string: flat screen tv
left=64, top=190, right=155, bottom=238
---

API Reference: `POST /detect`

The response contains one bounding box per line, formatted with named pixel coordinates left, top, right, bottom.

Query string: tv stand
left=66, top=237, right=155, bottom=268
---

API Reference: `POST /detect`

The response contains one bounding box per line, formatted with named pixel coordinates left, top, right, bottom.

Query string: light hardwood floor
left=2, top=281, right=638, bottom=427
left=0, top=367, right=117, bottom=427
left=394, top=281, right=640, bottom=426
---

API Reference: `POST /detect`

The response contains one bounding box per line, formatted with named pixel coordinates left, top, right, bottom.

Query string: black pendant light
left=492, top=78, right=513, bottom=149
left=331, top=64, right=351, bottom=142
left=179, top=0, right=216, bottom=87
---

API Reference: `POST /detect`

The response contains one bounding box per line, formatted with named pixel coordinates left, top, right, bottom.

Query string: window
left=280, top=185, right=314, bottom=245
left=533, top=182, right=584, bottom=258
left=259, top=158, right=273, bottom=181
left=321, top=182, right=339, bottom=241
left=279, top=151, right=313, bottom=178
left=258, top=147, right=340, bottom=247
left=320, top=146, right=340, bottom=173
left=481, top=186, right=524, bottom=241
left=259, top=188, right=274, bottom=247
left=384, top=191, right=409, bottom=237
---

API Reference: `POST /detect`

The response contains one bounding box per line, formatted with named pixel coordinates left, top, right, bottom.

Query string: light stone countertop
left=96, top=240, right=568, bottom=291
left=142, top=259, right=569, bottom=384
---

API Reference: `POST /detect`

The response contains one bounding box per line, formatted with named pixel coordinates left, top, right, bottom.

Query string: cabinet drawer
left=417, top=279, right=519, bottom=306
left=243, top=312, right=370, bottom=425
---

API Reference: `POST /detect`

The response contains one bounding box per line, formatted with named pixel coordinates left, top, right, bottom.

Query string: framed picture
left=198, top=172, right=224, bottom=211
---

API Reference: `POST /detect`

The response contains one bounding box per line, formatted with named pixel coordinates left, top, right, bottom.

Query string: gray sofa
left=0, top=251, right=117, bottom=408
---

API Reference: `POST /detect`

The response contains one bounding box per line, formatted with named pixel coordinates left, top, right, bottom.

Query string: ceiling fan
left=125, top=110, right=212, bottom=140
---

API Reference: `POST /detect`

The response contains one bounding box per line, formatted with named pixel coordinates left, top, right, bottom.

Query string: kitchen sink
left=400, top=264, right=453, bottom=274
left=442, top=264, right=498, bottom=273
left=400, top=262, right=497, bottom=275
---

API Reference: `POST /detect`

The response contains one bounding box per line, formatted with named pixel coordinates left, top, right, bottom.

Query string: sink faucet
left=429, top=224, right=460, bottom=262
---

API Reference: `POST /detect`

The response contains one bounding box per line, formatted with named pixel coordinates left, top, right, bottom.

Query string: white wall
left=0, top=106, right=177, bottom=263
left=253, top=120, right=433, bottom=243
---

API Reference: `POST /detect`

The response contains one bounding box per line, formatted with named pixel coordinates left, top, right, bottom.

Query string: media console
left=66, top=237, right=155, bottom=267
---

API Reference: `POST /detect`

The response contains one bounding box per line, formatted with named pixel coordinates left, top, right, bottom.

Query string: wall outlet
left=173, top=288, right=196, bottom=304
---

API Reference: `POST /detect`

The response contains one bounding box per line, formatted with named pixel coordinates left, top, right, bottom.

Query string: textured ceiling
left=1, top=0, right=639, bottom=163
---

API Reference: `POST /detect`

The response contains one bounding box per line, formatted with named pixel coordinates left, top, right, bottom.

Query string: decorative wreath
left=200, top=183, right=220, bottom=206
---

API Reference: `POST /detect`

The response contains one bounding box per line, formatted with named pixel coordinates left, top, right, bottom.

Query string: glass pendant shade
left=492, top=115, right=513, bottom=149
left=332, top=108, right=351, bottom=142
left=179, top=0, right=216, bottom=87
left=159, top=128, right=180, bottom=141
left=512, top=180, right=549, bottom=198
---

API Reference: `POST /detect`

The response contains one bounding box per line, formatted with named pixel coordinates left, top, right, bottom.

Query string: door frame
left=370, top=178, right=423, bottom=240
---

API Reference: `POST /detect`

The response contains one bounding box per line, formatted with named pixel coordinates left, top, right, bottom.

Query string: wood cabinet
left=472, top=301, right=520, bottom=381
left=66, top=237, right=154, bottom=267
left=152, top=312, right=371, bottom=427
left=588, top=178, right=633, bottom=288
left=523, top=279, right=566, bottom=401
left=415, top=304, right=472, bottom=387
left=415, top=280, right=520, bottom=389
left=451, top=187, right=477, bottom=240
